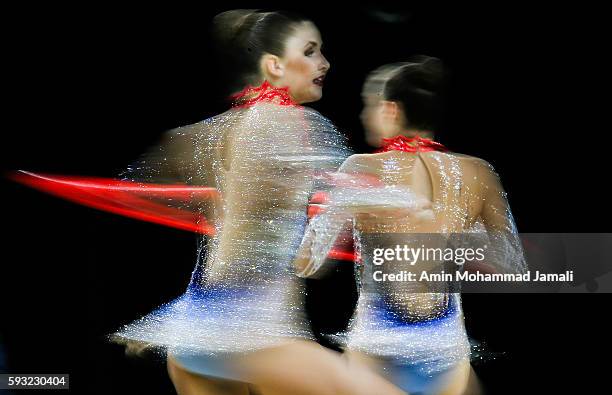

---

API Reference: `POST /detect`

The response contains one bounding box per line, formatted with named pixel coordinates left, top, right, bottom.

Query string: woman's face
left=360, top=93, right=401, bottom=147
left=277, top=21, right=330, bottom=104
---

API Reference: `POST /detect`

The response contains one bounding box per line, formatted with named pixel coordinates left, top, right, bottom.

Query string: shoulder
left=340, top=153, right=370, bottom=166
left=450, top=153, right=497, bottom=175
left=227, top=103, right=306, bottom=140
left=242, top=103, right=335, bottom=126
left=165, top=117, right=216, bottom=139
left=243, top=102, right=306, bottom=119
left=449, top=152, right=487, bottom=165
left=338, top=153, right=381, bottom=172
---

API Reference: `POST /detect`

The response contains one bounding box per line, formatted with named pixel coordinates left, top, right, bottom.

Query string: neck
left=264, top=78, right=301, bottom=103
left=376, top=131, right=447, bottom=153
left=400, top=129, right=435, bottom=140
left=230, top=80, right=297, bottom=107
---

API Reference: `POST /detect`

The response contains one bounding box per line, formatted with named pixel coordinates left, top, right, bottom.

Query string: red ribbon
left=8, top=171, right=356, bottom=261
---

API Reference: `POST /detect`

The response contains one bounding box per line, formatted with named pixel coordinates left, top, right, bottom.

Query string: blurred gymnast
left=296, top=56, right=527, bottom=394
left=113, top=9, right=407, bottom=395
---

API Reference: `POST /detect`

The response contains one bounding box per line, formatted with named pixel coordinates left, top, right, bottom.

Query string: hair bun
left=212, top=9, right=259, bottom=50
left=402, top=55, right=446, bottom=94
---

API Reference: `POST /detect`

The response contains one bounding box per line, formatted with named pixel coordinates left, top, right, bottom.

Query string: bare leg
left=437, top=359, right=472, bottom=395
left=167, top=342, right=405, bottom=395
left=343, top=350, right=384, bottom=372
left=236, top=340, right=407, bottom=395
left=167, top=356, right=250, bottom=395
left=345, top=351, right=479, bottom=395
left=458, top=364, right=482, bottom=395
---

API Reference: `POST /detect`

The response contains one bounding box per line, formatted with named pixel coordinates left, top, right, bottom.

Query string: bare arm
left=473, top=159, right=527, bottom=274
left=294, top=155, right=363, bottom=278
left=294, top=154, right=431, bottom=277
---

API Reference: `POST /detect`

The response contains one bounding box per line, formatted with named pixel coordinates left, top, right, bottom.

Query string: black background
left=1, top=2, right=609, bottom=394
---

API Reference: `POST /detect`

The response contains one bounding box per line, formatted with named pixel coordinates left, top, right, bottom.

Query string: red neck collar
left=375, top=135, right=447, bottom=153
left=230, top=80, right=299, bottom=108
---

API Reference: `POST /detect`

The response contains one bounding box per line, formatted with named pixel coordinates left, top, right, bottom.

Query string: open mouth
left=313, top=75, right=325, bottom=87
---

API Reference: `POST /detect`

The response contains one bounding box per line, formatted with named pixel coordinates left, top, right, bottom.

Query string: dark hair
left=212, top=9, right=311, bottom=94
left=367, top=55, right=448, bottom=131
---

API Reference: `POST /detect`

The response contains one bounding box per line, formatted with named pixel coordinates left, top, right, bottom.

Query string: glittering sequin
left=299, top=148, right=526, bottom=375
left=112, top=99, right=352, bottom=355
